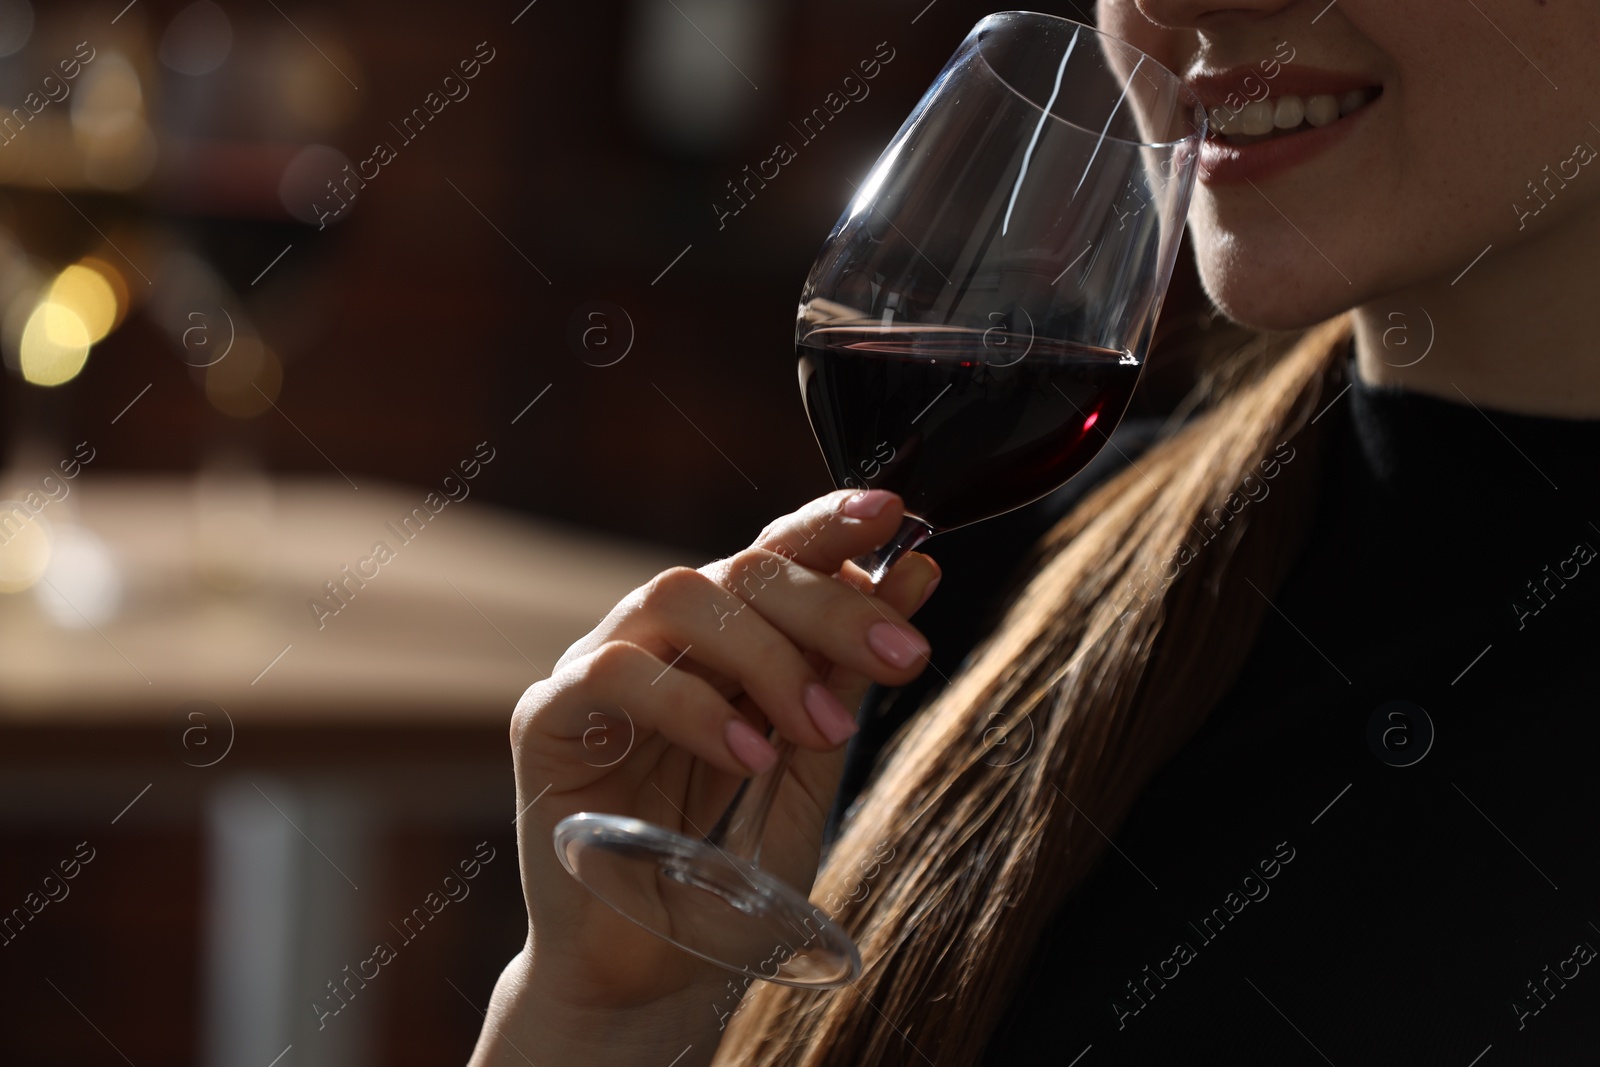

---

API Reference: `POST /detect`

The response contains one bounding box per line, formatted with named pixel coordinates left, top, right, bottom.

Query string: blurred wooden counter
left=0, top=474, right=682, bottom=721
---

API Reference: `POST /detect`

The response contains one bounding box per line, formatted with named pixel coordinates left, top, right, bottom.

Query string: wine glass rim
left=972, top=10, right=1204, bottom=150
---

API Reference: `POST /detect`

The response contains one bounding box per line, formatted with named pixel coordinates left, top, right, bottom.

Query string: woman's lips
left=1197, top=91, right=1379, bottom=185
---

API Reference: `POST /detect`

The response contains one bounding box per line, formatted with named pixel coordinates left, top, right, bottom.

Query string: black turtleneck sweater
left=828, top=351, right=1600, bottom=1065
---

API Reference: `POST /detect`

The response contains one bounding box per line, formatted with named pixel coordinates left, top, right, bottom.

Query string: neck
left=1350, top=199, right=1600, bottom=418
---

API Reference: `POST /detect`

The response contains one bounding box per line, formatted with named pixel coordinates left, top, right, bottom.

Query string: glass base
left=553, top=812, right=862, bottom=989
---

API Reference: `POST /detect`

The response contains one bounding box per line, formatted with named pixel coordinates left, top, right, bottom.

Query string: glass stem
left=704, top=738, right=795, bottom=865
left=702, top=518, right=932, bottom=866
left=849, top=515, right=935, bottom=587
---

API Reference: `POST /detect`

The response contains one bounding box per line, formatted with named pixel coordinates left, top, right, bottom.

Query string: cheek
left=1186, top=94, right=1470, bottom=327
left=1096, top=1, right=1170, bottom=70
left=1192, top=5, right=1600, bottom=329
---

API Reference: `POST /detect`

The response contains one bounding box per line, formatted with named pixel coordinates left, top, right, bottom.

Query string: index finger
left=748, top=488, right=907, bottom=578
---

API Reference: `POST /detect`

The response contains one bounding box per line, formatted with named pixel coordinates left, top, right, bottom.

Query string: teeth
left=1303, top=94, right=1340, bottom=127
left=1208, top=105, right=1239, bottom=135
left=1209, top=87, right=1377, bottom=144
left=1238, top=100, right=1275, bottom=136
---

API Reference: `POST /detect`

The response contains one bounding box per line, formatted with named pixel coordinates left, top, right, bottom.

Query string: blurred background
left=0, top=1, right=1215, bottom=1063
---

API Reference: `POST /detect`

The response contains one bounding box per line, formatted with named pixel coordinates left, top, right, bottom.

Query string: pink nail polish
left=725, top=719, right=778, bottom=773
left=842, top=489, right=894, bottom=519
left=867, top=621, right=930, bottom=669
left=803, top=682, right=858, bottom=745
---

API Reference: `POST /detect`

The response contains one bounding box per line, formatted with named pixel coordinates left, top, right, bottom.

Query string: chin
left=1191, top=235, right=1362, bottom=332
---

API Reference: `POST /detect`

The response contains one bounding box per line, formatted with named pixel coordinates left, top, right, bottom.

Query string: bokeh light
left=19, top=302, right=91, bottom=386
left=47, top=262, right=123, bottom=343
left=71, top=51, right=159, bottom=190
left=0, top=501, right=51, bottom=593
left=33, top=524, right=122, bottom=627
left=159, top=1, right=233, bottom=77
left=269, top=23, right=362, bottom=135
left=0, top=280, right=43, bottom=379
left=278, top=144, right=352, bottom=226
left=0, top=0, right=34, bottom=58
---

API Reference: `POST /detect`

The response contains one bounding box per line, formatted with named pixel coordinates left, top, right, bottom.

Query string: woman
left=470, top=1, right=1600, bottom=1063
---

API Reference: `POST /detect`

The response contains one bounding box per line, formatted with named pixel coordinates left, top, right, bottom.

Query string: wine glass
left=554, top=12, right=1204, bottom=990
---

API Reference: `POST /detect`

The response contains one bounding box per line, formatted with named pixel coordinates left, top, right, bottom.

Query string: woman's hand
left=505, top=488, right=939, bottom=1021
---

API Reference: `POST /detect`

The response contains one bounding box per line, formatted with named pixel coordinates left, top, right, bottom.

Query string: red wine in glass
left=798, top=325, right=1140, bottom=535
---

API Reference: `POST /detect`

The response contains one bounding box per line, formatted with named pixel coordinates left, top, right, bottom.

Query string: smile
left=1185, top=58, right=1387, bottom=184
left=1208, top=87, right=1382, bottom=146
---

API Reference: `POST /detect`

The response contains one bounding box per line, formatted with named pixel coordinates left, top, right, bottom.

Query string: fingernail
left=843, top=490, right=894, bottom=519
left=867, top=621, right=929, bottom=669
left=803, top=682, right=858, bottom=745
left=914, top=572, right=941, bottom=612
left=725, top=719, right=779, bottom=774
